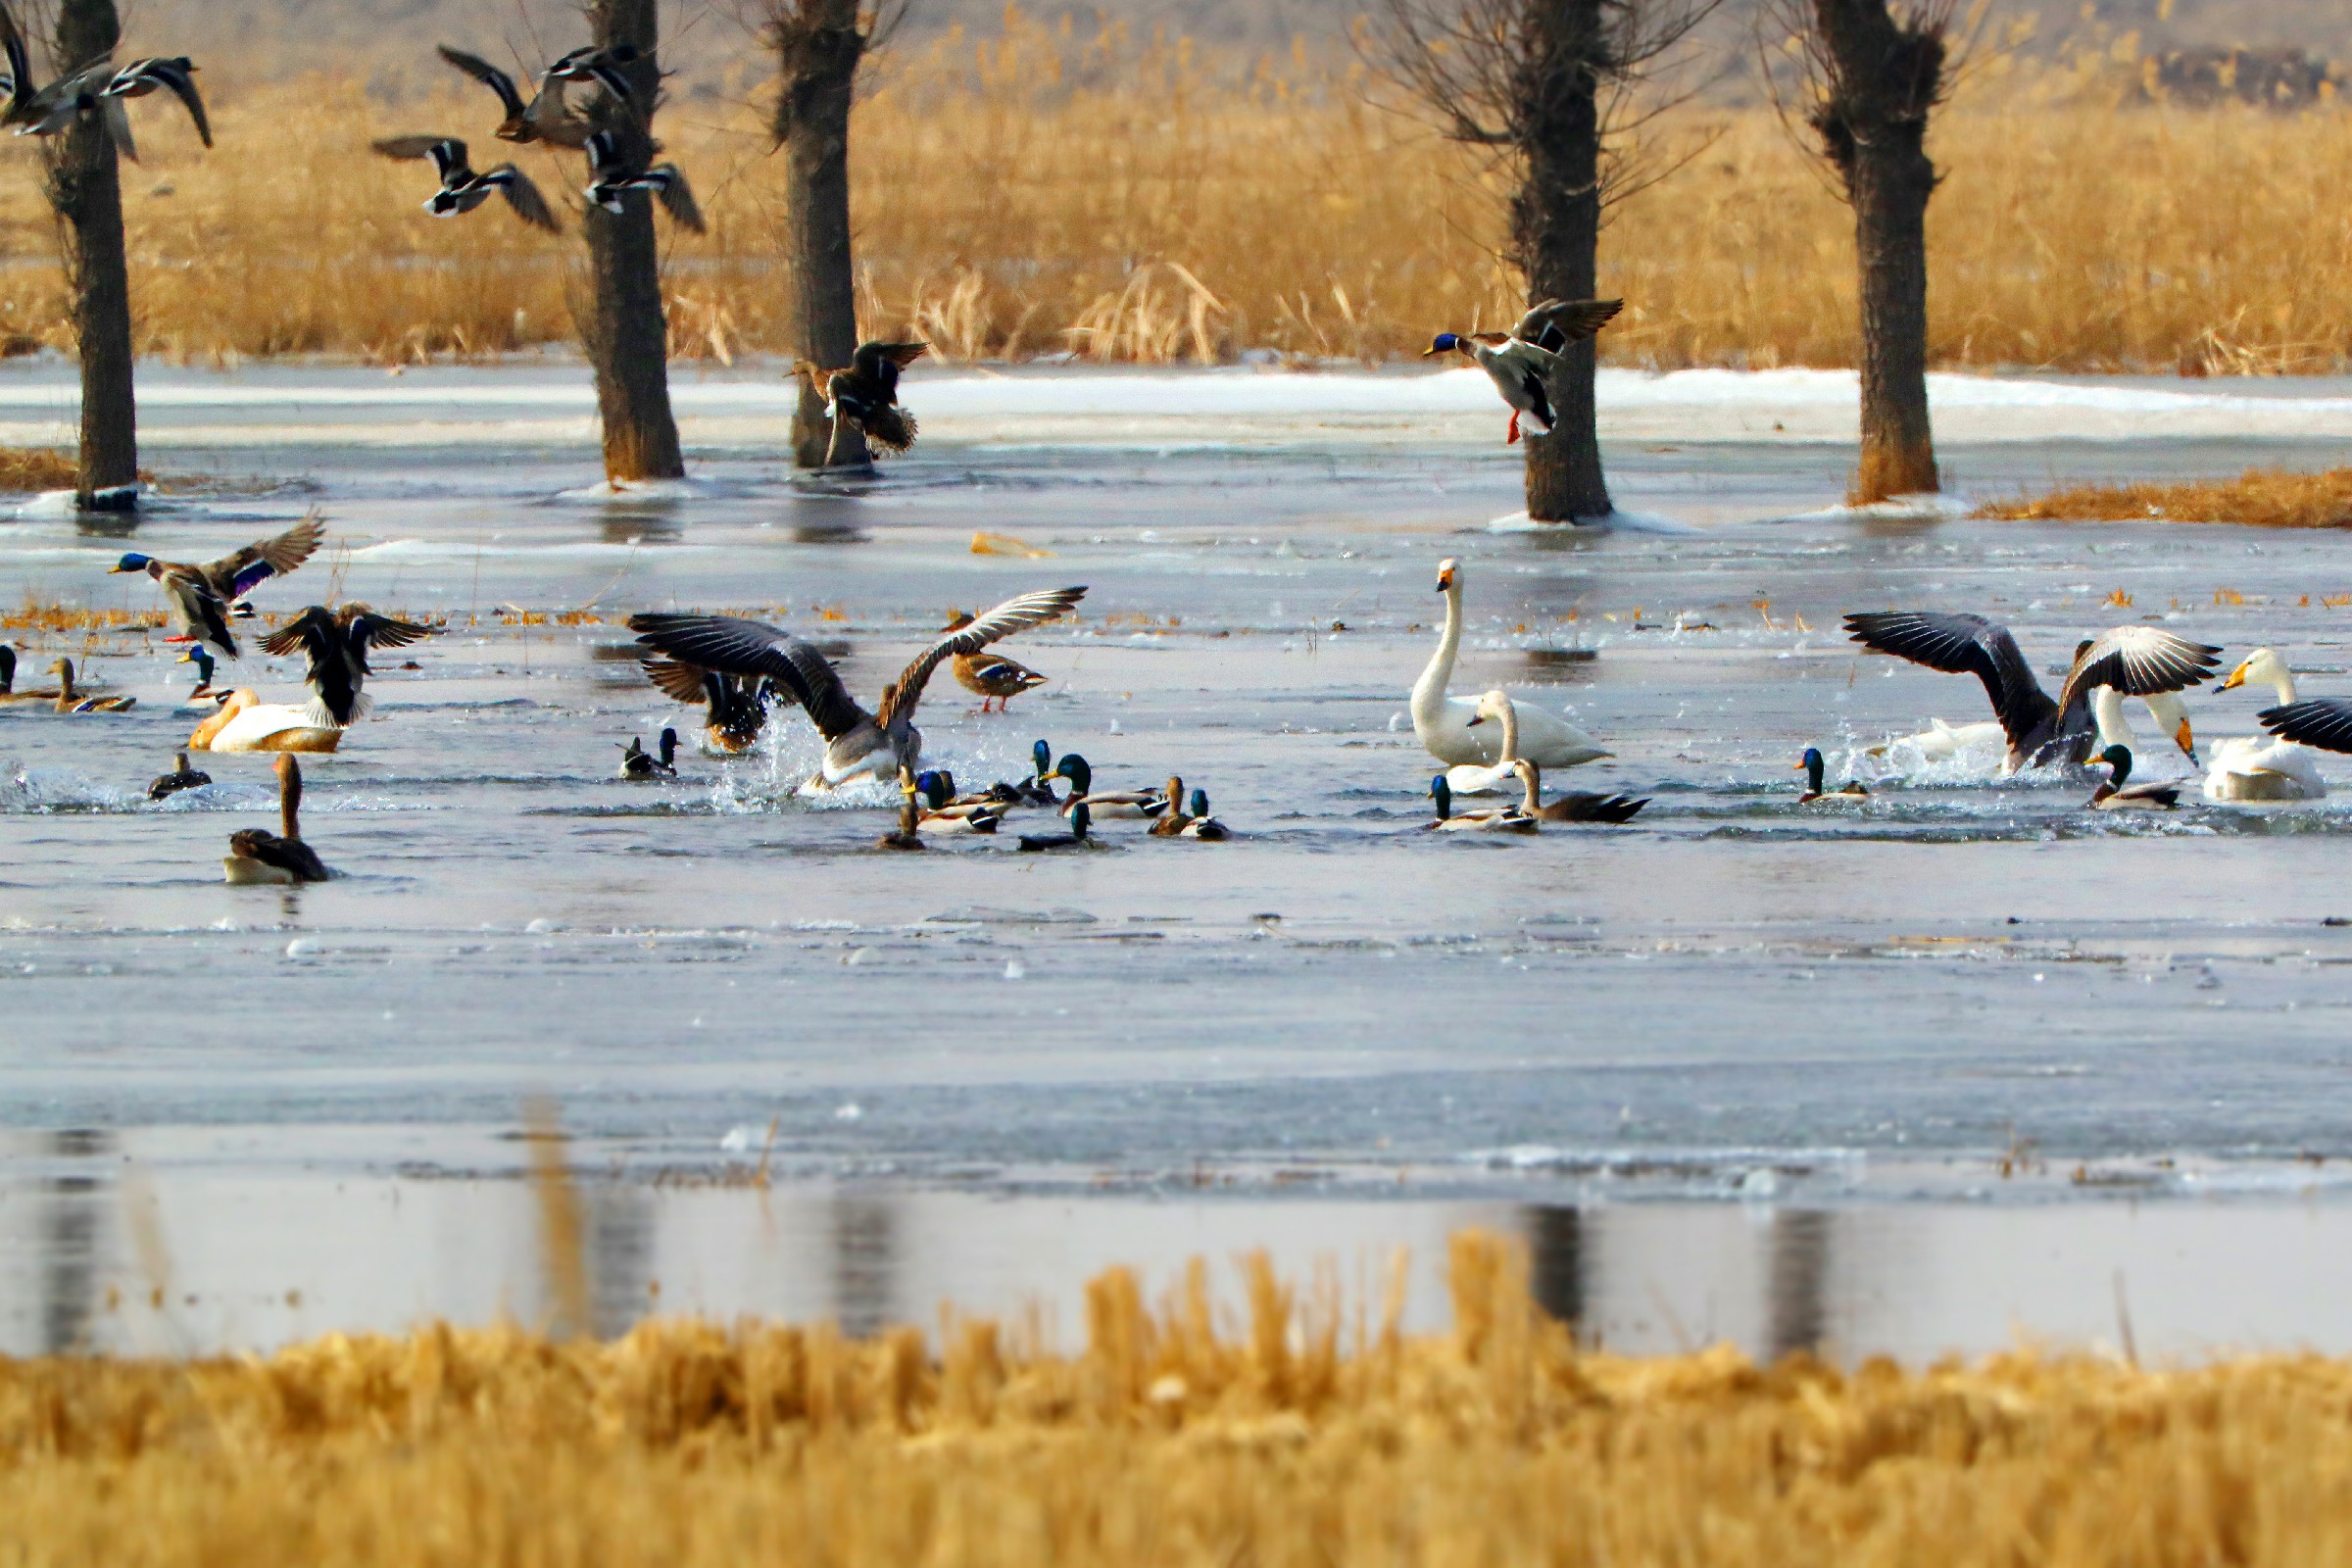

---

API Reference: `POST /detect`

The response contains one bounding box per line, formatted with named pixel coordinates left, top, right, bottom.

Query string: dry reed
left=0, top=447, right=80, bottom=490
left=1979, top=467, right=2352, bottom=526
left=10, top=1231, right=2352, bottom=1565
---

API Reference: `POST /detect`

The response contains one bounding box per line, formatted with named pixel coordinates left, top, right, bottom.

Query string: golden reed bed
left=9, top=1232, right=2352, bottom=1566
left=0, top=15, right=2338, bottom=372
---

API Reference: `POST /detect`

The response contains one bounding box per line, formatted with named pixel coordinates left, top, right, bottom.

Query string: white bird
left=2203, top=648, right=2328, bottom=801
left=2088, top=686, right=2201, bottom=777
left=1446, top=688, right=1525, bottom=796
left=187, top=689, right=342, bottom=754
left=1413, top=559, right=1609, bottom=771
left=1867, top=717, right=2006, bottom=763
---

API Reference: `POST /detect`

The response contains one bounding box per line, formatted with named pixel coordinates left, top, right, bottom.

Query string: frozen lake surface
left=6, top=357, right=2352, bottom=1359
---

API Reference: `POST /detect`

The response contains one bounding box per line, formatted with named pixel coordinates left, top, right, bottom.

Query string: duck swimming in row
left=2088, top=745, right=2179, bottom=811
left=1424, top=298, right=1623, bottom=445
left=944, top=611, right=1051, bottom=711
left=1178, top=789, right=1229, bottom=841
left=1046, top=755, right=1169, bottom=822
left=110, top=514, right=326, bottom=656
left=1416, top=560, right=1609, bottom=773
left=913, top=772, right=1004, bottom=833
left=224, top=755, right=331, bottom=884
left=584, top=129, right=704, bottom=231
left=1513, top=759, right=1646, bottom=823
left=1797, top=747, right=1867, bottom=804
left=262, top=604, right=437, bottom=728
left=639, top=657, right=773, bottom=754
left=628, top=586, right=1087, bottom=792
left=2198, top=649, right=2328, bottom=802
left=147, top=751, right=211, bottom=802
left=1426, top=773, right=1535, bottom=833
left=373, top=135, right=563, bottom=233
left=1017, top=800, right=1093, bottom=852
left=435, top=44, right=596, bottom=148
left=800, top=340, right=928, bottom=466
left=45, top=659, right=133, bottom=713
left=620, top=729, right=678, bottom=779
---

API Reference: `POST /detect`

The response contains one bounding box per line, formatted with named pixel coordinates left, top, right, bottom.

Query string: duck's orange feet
left=1505, top=411, right=1522, bottom=445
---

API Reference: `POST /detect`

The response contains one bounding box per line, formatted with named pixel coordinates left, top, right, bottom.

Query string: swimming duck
left=147, top=750, right=210, bottom=802
left=1013, top=739, right=1060, bottom=806
left=1017, top=800, right=1093, bottom=852
left=111, top=514, right=325, bottom=645
left=97, top=57, right=209, bottom=147
left=943, top=611, right=1051, bottom=710
left=435, top=44, right=595, bottom=148
left=1426, top=773, right=1536, bottom=833
left=1511, top=758, right=1646, bottom=822
left=620, top=728, right=678, bottom=779
left=46, top=659, right=133, bottom=713
left=2198, top=649, right=2328, bottom=801
left=261, top=604, right=437, bottom=727
left=1046, top=755, right=1169, bottom=822
left=1178, top=789, right=1230, bottom=840
left=1797, top=747, right=1867, bottom=803
left=187, top=690, right=342, bottom=753
left=1844, top=612, right=2222, bottom=775
left=628, top=586, right=1087, bottom=792
left=372, top=135, right=562, bottom=232
left=876, top=768, right=928, bottom=851
left=0, top=645, right=35, bottom=701
left=1424, top=298, right=1623, bottom=444
left=799, top=340, right=928, bottom=465
left=921, top=768, right=1025, bottom=810
left=179, top=647, right=218, bottom=701
left=223, top=755, right=330, bottom=884
left=1148, top=777, right=1190, bottom=836
left=1415, top=560, right=1609, bottom=771
left=2088, top=744, right=2180, bottom=811
left=638, top=656, right=773, bottom=754
left=584, top=129, right=704, bottom=231
left=913, top=771, right=1004, bottom=833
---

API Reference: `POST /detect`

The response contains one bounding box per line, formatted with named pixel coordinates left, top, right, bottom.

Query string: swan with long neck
left=1412, top=559, right=1608, bottom=769
left=2204, top=649, right=2327, bottom=801
left=1446, top=688, right=1524, bottom=794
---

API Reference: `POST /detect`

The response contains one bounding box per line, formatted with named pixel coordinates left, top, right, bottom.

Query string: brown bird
left=1509, top=759, right=1646, bottom=824
left=223, top=755, right=331, bottom=884
left=639, top=656, right=773, bottom=755
left=798, top=340, right=929, bottom=464
left=876, top=767, right=927, bottom=851
left=434, top=44, right=595, bottom=149
left=941, top=610, right=1052, bottom=711
left=1148, top=777, right=1190, bottom=837
left=46, top=658, right=133, bottom=713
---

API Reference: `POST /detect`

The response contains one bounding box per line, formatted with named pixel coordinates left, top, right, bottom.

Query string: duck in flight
left=639, top=656, right=774, bottom=754
left=110, top=514, right=326, bottom=657
left=628, top=586, right=1087, bottom=792
left=97, top=57, right=209, bottom=147
left=433, top=44, right=597, bottom=149
left=261, top=604, right=438, bottom=728
left=1843, top=612, right=2221, bottom=774
left=800, top=339, right=929, bottom=466
left=584, top=129, right=704, bottom=231
left=1424, top=299, right=1623, bottom=445
left=373, top=135, right=563, bottom=232
left=943, top=609, right=1051, bottom=710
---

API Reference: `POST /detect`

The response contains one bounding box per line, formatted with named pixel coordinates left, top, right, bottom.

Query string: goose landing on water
left=1415, top=560, right=1608, bottom=771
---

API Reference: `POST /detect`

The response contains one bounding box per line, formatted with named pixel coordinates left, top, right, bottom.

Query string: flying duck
left=638, top=656, right=774, bottom=754
left=260, top=604, right=437, bottom=727
left=800, top=340, right=928, bottom=464
left=943, top=610, right=1051, bottom=710
left=2088, top=745, right=2180, bottom=811
left=148, top=750, right=211, bottom=802
left=97, top=57, right=209, bottom=147
left=1843, top=612, right=2222, bottom=775
left=435, top=44, right=594, bottom=148
left=223, top=755, right=330, bottom=884
left=112, top=514, right=325, bottom=645
left=1424, top=299, right=1623, bottom=444
left=1796, top=747, right=1868, bottom=804
left=373, top=135, right=562, bottom=232
left=544, top=44, right=643, bottom=101
left=584, top=129, right=704, bottom=231
left=620, top=728, right=678, bottom=779
left=628, top=586, right=1087, bottom=792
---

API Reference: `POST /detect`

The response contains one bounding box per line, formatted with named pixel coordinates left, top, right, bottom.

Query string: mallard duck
left=913, top=771, right=1004, bottom=833
left=97, top=57, right=209, bottom=147
left=4, top=44, right=134, bottom=158
left=876, top=767, right=928, bottom=851
left=261, top=604, right=436, bottom=728
left=1148, top=777, right=1191, bottom=836
left=2089, top=744, right=2180, bottom=811
left=799, top=340, right=928, bottom=464
left=0, top=645, right=35, bottom=701
left=620, top=728, right=678, bottom=779
left=1012, top=739, right=1060, bottom=806
left=187, top=690, right=340, bottom=754
left=584, top=129, right=704, bottom=231
left=1017, top=800, right=1093, bottom=852
left=1844, top=612, right=2222, bottom=775
left=435, top=44, right=595, bottom=148
left=638, top=656, right=772, bottom=754
left=224, top=755, right=331, bottom=884
left=372, top=135, right=562, bottom=232
left=921, top=768, right=1024, bottom=809
left=147, top=750, right=211, bottom=802
left=1046, top=754, right=1169, bottom=822
left=1425, top=773, right=1536, bottom=833
left=628, top=587, right=1088, bottom=792
left=1511, top=758, right=1645, bottom=822
left=111, top=514, right=325, bottom=646
left=2196, top=649, right=2328, bottom=801
left=1424, top=299, right=1623, bottom=444
left=46, top=659, right=133, bottom=713
left=943, top=612, right=1051, bottom=711
left=1416, top=561, right=1609, bottom=771
left=179, top=647, right=219, bottom=702
left=1178, top=789, right=1229, bottom=840
left=544, top=44, right=643, bottom=100
left=1797, top=747, right=1867, bottom=804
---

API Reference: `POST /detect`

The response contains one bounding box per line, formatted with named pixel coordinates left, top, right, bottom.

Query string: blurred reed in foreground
left=1980, top=468, right=2352, bottom=526
left=0, top=15, right=2341, bottom=371
left=11, top=1231, right=2352, bottom=1565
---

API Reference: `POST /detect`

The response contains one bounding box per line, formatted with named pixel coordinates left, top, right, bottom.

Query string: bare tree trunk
left=579, top=0, right=684, bottom=482
left=47, top=0, right=136, bottom=511
left=773, top=0, right=868, bottom=469
left=1516, top=0, right=1610, bottom=523
left=1811, top=0, right=1941, bottom=503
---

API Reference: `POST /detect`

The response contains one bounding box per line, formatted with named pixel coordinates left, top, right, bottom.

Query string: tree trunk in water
left=579, top=0, right=683, bottom=482
left=773, top=0, right=867, bottom=469
left=47, top=0, right=136, bottom=511
left=1515, top=0, right=1610, bottom=524
left=1812, top=0, right=1941, bottom=504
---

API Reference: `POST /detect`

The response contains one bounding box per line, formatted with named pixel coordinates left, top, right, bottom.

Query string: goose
left=1512, top=758, right=1646, bottom=822
left=1424, top=299, right=1623, bottom=444
left=1045, top=754, right=1168, bottom=821
left=876, top=768, right=928, bottom=851
left=188, top=690, right=341, bottom=754
left=372, top=135, right=562, bottom=233
left=111, top=514, right=325, bottom=644
left=1843, top=612, right=2221, bottom=774
left=913, top=771, right=1004, bottom=834
left=1865, top=717, right=2005, bottom=763
left=2088, top=745, right=2179, bottom=811
left=1415, top=559, right=1608, bottom=770
left=584, top=129, right=704, bottom=231
left=435, top=44, right=594, bottom=147
left=944, top=611, right=1050, bottom=710
left=46, top=659, right=132, bottom=713
left=97, top=57, right=210, bottom=147
left=620, top=729, right=677, bottom=780
left=147, top=751, right=210, bottom=802
left=261, top=604, right=437, bottom=728
left=1426, top=773, right=1536, bottom=833
left=799, top=340, right=928, bottom=465
left=1148, top=777, right=1191, bottom=836
left=1017, top=800, right=1093, bottom=852
left=628, top=586, right=1087, bottom=793
left=1797, top=747, right=1867, bottom=803
left=1178, top=790, right=1230, bottom=840
left=223, top=755, right=330, bottom=884
left=2196, top=649, right=2328, bottom=802
left=639, top=656, right=773, bottom=754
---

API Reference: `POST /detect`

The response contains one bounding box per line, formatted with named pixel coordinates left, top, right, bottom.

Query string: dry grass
left=0, top=16, right=2336, bottom=370
left=1978, top=467, right=2352, bottom=526
left=12, top=1232, right=2352, bottom=1564
left=0, top=446, right=81, bottom=490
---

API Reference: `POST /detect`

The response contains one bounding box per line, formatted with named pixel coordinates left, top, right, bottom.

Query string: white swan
left=1446, top=689, right=1526, bottom=796
left=189, top=689, right=343, bottom=754
left=2089, top=685, right=2200, bottom=776
left=1868, top=717, right=2004, bottom=762
left=2204, top=649, right=2327, bottom=801
left=1414, top=559, right=1608, bottom=769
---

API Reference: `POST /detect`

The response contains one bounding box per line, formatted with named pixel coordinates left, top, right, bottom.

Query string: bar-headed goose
left=1415, top=560, right=1608, bottom=771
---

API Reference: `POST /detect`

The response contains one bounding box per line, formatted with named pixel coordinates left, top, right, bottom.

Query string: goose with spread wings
left=434, top=44, right=595, bottom=148
left=628, top=587, right=1088, bottom=791
left=373, top=135, right=563, bottom=232
left=262, top=605, right=438, bottom=728
left=1845, top=612, right=2222, bottom=774
left=638, top=655, right=774, bottom=754
left=1423, top=299, right=1623, bottom=445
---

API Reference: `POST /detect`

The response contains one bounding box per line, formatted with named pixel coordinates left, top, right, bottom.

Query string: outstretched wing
left=489, top=167, right=563, bottom=233
left=628, top=613, right=868, bottom=740
left=2259, top=698, right=2352, bottom=756
left=639, top=654, right=712, bottom=707
left=101, top=94, right=134, bottom=161
left=345, top=612, right=437, bottom=666
left=1844, top=611, right=2056, bottom=751
left=519, top=78, right=594, bottom=148
left=210, top=511, right=325, bottom=597
left=2056, top=625, right=2224, bottom=711
left=437, top=45, right=527, bottom=120
left=0, top=6, right=28, bottom=117
left=1513, top=298, right=1623, bottom=351
left=373, top=134, right=466, bottom=179
left=852, top=341, right=931, bottom=377
left=879, top=586, right=1087, bottom=727
left=260, top=606, right=339, bottom=667
left=653, top=167, right=704, bottom=233
left=128, top=58, right=209, bottom=148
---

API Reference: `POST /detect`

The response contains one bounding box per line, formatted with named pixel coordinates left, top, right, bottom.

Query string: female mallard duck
left=46, top=660, right=134, bottom=713
left=1178, top=790, right=1229, bottom=840
left=110, top=514, right=326, bottom=655
left=372, top=135, right=563, bottom=232
left=188, top=690, right=341, bottom=754
left=913, top=771, right=1004, bottom=834
left=148, top=751, right=212, bottom=802
left=1416, top=561, right=1609, bottom=772
left=263, top=604, right=437, bottom=727
left=800, top=340, right=929, bottom=465
left=1426, top=773, right=1536, bottom=833
left=629, top=587, right=1087, bottom=793
left=1046, top=754, right=1169, bottom=822
left=2198, top=649, right=2328, bottom=802
left=1423, top=299, right=1623, bottom=444
left=1017, top=800, right=1093, bottom=852
left=435, top=44, right=596, bottom=148
left=943, top=612, right=1051, bottom=711
left=584, top=129, right=704, bottom=231
left=877, top=768, right=928, bottom=851
left=1511, top=759, right=1646, bottom=823
left=1797, top=747, right=1867, bottom=804
left=224, top=756, right=331, bottom=884
left=620, top=729, right=678, bottom=779
left=2089, top=744, right=2180, bottom=811
left=1148, top=777, right=1190, bottom=836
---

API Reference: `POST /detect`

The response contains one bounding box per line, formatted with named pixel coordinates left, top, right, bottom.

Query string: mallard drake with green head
left=620, top=728, right=678, bottom=779
left=1179, top=790, right=1230, bottom=840
left=373, top=135, right=563, bottom=232
left=1424, top=299, right=1623, bottom=445
left=914, top=771, right=1004, bottom=833
left=111, top=514, right=324, bottom=653
left=1796, top=748, right=1868, bottom=805
left=97, top=57, right=209, bottom=147
left=585, top=129, right=703, bottom=231
left=2088, top=745, right=2180, bottom=811
left=1425, top=773, right=1535, bottom=833
left=224, top=756, right=330, bottom=884
left=1017, top=800, right=1093, bottom=852
left=1046, top=754, right=1169, bottom=822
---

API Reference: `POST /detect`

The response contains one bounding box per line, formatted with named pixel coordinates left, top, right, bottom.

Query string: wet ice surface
left=6, top=359, right=2352, bottom=1356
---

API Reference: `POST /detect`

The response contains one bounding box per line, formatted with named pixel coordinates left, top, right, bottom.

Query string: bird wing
left=638, top=654, right=712, bottom=706
left=1514, top=298, right=1624, bottom=349
left=101, top=94, right=135, bottom=161
left=437, top=45, right=526, bottom=121
left=879, top=586, right=1087, bottom=728
left=0, top=7, right=27, bottom=118
left=1843, top=612, right=2056, bottom=750
left=344, top=612, right=437, bottom=665
left=373, top=134, right=466, bottom=175
left=653, top=167, right=704, bottom=233
left=151, top=58, right=210, bottom=147
left=2259, top=698, right=2352, bottom=755
left=519, top=77, right=594, bottom=147
left=2056, top=625, right=2224, bottom=711
left=211, top=512, right=325, bottom=597
left=172, top=571, right=238, bottom=657
left=489, top=167, right=563, bottom=233
left=628, top=613, right=868, bottom=740
left=583, top=128, right=623, bottom=180
left=260, top=607, right=338, bottom=666
left=852, top=340, right=931, bottom=378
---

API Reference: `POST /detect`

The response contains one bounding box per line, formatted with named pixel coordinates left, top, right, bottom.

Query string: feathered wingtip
left=859, top=405, right=918, bottom=453
left=298, top=693, right=366, bottom=730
